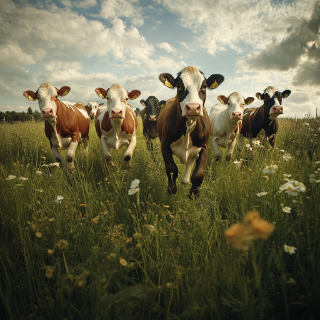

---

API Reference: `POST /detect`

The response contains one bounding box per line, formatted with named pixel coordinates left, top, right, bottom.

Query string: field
left=0, top=117, right=320, bottom=320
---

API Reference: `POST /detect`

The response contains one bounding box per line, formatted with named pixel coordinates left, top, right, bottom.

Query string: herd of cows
left=23, top=66, right=291, bottom=198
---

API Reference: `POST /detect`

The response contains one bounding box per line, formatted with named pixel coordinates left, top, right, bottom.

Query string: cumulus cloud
left=157, top=42, right=175, bottom=53
left=241, top=1, right=320, bottom=87
left=100, top=0, right=144, bottom=26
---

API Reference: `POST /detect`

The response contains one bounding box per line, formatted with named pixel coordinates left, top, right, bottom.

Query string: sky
left=0, top=0, right=319, bottom=118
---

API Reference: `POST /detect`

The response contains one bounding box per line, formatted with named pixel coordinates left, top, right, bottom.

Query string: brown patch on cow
left=121, top=104, right=137, bottom=134
left=128, top=90, right=141, bottom=100
left=100, top=110, right=112, bottom=134
left=52, top=100, right=89, bottom=143
left=45, top=121, right=54, bottom=140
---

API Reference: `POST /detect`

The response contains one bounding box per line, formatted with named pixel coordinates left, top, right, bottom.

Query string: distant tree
left=27, top=107, right=33, bottom=115
left=33, top=110, right=41, bottom=121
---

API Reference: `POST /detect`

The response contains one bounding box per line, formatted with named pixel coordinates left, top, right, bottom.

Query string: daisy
left=246, top=144, right=252, bottom=151
left=263, top=165, right=278, bottom=174
left=5, top=175, right=16, bottom=180
left=284, top=244, right=297, bottom=255
left=55, top=195, right=64, bottom=204
left=283, top=153, right=292, bottom=161
left=310, top=174, right=316, bottom=183
left=282, top=207, right=291, bottom=213
left=19, top=177, right=28, bottom=181
left=279, top=180, right=306, bottom=196
left=257, top=192, right=268, bottom=197
left=130, top=179, right=140, bottom=189
left=128, top=188, right=139, bottom=195
left=283, top=174, right=291, bottom=177
left=315, top=161, right=320, bottom=166
left=252, top=140, right=260, bottom=146
left=36, top=171, right=42, bottom=175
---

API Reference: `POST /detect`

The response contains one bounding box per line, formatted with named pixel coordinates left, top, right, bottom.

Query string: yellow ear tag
left=62, top=91, right=69, bottom=96
left=246, top=100, right=253, bottom=105
left=165, top=78, right=173, bottom=88
left=160, top=104, right=165, bottom=108
left=283, top=94, right=288, bottom=98
left=28, top=96, right=35, bottom=101
left=210, top=80, right=218, bottom=89
left=99, top=93, right=105, bottom=99
left=131, top=95, right=137, bottom=100
left=258, top=94, right=262, bottom=100
left=141, top=102, right=145, bottom=106
left=219, top=98, right=225, bottom=104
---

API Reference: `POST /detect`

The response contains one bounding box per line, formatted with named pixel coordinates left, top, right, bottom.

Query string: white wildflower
left=5, top=175, right=16, bottom=180
left=279, top=150, right=285, bottom=152
left=128, top=188, right=139, bottom=195
left=19, top=177, right=28, bottom=181
left=252, top=140, right=260, bottom=146
left=257, top=192, right=268, bottom=197
left=283, top=153, right=292, bottom=161
left=283, top=174, right=291, bottom=178
left=282, top=207, right=291, bottom=213
left=37, top=189, right=43, bottom=193
left=284, top=245, right=297, bottom=255
left=36, top=171, right=42, bottom=175
left=310, top=174, right=316, bottom=183
left=279, top=179, right=306, bottom=196
left=263, top=165, right=278, bottom=174
left=55, top=195, right=64, bottom=204
left=130, top=179, right=140, bottom=189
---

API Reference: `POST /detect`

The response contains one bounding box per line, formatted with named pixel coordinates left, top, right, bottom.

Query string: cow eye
left=177, top=85, right=182, bottom=90
left=126, top=98, right=128, bottom=101
left=106, top=97, right=110, bottom=101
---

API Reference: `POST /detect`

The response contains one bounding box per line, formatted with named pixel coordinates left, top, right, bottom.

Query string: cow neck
left=224, top=107, right=240, bottom=133
left=45, top=98, right=60, bottom=129
left=259, top=103, right=273, bottom=126
left=175, top=95, right=198, bottom=134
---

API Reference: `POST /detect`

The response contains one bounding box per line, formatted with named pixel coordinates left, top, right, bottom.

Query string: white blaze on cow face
left=178, top=67, right=205, bottom=119
left=219, top=93, right=245, bottom=121
left=37, top=84, right=59, bottom=119
left=106, top=84, right=129, bottom=121
left=259, top=86, right=283, bottom=121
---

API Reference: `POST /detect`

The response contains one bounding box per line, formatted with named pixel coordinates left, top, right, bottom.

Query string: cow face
left=95, top=84, right=141, bottom=121
left=218, top=93, right=254, bottom=121
left=140, top=96, right=166, bottom=122
left=159, top=66, right=224, bottom=120
left=23, top=83, right=70, bottom=120
left=85, top=102, right=104, bottom=119
left=256, top=86, right=291, bottom=120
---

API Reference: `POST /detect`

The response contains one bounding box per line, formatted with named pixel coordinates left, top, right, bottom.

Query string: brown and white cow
left=239, top=86, right=291, bottom=149
left=158, top=66, right=224, bottom=198
left=23, top=83, right=89, bottom=169
left=140, top=96, right=166, bottom=150
left=210, top=93, right=254, bottom=161
left=94, top=84, right=141, bottom=169
left=85, top=102, right=104, bottom=119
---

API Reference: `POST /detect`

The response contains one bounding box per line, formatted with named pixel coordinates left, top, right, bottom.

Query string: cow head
left=140, top=96, right=167, bottom=122
left=159, top=66, right=224, bottom=120
left=218, top=93, right=254, bottom=121
left=23, top=83, right=71, bottom=120
left=256, top=86, right=291, bottom=120
left=85, top=102, right=104, bottom=119
left=95, top=84, right=141, bottom=121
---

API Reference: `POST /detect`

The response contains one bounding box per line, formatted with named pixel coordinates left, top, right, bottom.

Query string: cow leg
left=122, top=135, right=136, bottom=169
left=66, top=141, right=78, bottom=169
left=145, top=136, right=151, bottom=151
left=51, top=145, right=65, bottom=168
left=238, top=134, right=244, bottom=151
left=226, top=137, right=237, bottom=161
left=83, top=136, right=89, bottom=153
left=101, top=137, right=114, bottom=167
left=212, top=138, right=221, bottom=161
left=189, top=145, right=208, bottom=199
left=161, top=144, right=178, bottom=194
left=181, top=158, right=196, bottom=185
left=268, top=134, right=276, bottom=148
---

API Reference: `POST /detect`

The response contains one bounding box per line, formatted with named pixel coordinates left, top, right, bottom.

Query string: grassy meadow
left=0, top=117, right=320, bottom=320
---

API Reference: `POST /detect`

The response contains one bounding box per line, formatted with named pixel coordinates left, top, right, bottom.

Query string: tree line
left=0, top=107, right=41, bottom=123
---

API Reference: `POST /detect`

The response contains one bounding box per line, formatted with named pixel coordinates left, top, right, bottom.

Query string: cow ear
left=245, top=97, right=255, bottom=105
left=140, top=99, right=146, bottom=106
left=217, top=95, right=228, bottom=104
left=95, top=88, right=108, bottom=99
left=159, top=73, right=176, bottom=89
left=282, top=90, right=291, bottom=99
left=99, top=103, right=104, bottom=106
left=159, top=100, right=166, bottom=108
left=23, top=90, right=37, bottom=101
left=206, top=74, right=224, bottom=89
left=57, top=86, right=71, bottom=97
left=128, top=90, right=141, bottom=100
left=256, top=92, right=264, bottom=100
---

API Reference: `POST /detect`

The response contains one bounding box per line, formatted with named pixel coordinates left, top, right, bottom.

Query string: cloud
left=100, top=0, right=144, bottom=26
left=157, top=42, right=175, bottom=53
left=240, top=1, right=320, bottom=86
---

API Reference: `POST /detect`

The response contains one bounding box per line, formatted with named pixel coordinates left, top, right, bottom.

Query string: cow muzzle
left=272, top=106, right=283, bottom=114
left=41, top=108, right=54, bottom=118
left=149, top=115, right=157, bottom=121
left=185, top=103, right=201, bottom=116
left=111, top=108, right=123, bottom=118
left=232, top=112, right=242, bottom=120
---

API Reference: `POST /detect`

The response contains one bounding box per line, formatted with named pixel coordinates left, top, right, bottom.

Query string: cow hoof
left=167, top=185, right=177, bottom=194
left=106, top=160, right=115, bottom=167
left=66, top=162, right=75, bottom=170
left=226, top=155, right=231, bottom=161
left=124, top=155, right=131, bottom=162
left=215, top=155, right=222, bottom=161
left=189, top=187, right=200, bottom=199
left=181, top=180, right=190, bottom=186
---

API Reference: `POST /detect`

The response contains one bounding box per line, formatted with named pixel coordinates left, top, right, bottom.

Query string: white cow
left=209, top=93, right=254, bottom=161
left=85, top=102, right=104, bottom=119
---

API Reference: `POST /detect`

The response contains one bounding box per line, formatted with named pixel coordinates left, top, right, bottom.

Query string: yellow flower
left=120, top=258, right=128, bottom=266
left=225, top=211, right=275, bottom=250
left=45, top=266, right=54, bottom=278
left=47, top=249, right=54, bottom=254
left=35, top=232, right=41, bottom=238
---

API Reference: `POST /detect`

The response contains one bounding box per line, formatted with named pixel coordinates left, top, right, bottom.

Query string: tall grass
left=0, top=118, right=319, bottom=319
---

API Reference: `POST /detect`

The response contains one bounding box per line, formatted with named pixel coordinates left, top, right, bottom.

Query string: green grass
left=0, top=118, right=319, bottom=320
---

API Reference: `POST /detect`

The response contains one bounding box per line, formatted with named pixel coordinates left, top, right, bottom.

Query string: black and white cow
left=140, top=96, right=166, bottom=150
left=239, top=86, right=291, bottom=149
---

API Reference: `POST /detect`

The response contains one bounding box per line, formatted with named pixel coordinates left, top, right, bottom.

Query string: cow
left=23, top=83, right=89, bottom=169
left=210, top=93, right=254, bottom=161
left=139, top=96, right=166, bottom=150
left=157, top=66, right=224, bottom=198
left=85, top=102, right=104, bottom=119
left=239, top=86, right=291, bottom=149
left=134, top=108, right=141, bottom=117
left=94, top=84, right=141, bottom=169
